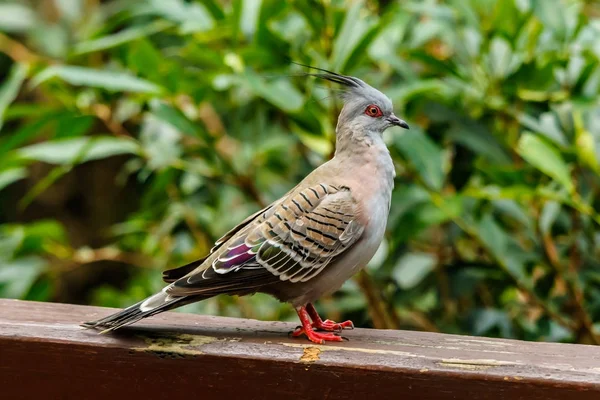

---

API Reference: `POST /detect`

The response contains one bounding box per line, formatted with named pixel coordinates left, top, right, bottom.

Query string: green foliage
left=1, top=0, right=600, bottom=343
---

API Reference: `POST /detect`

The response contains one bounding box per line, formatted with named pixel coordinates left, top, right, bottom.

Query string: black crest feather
left=291, top=62, right=364, bottom=88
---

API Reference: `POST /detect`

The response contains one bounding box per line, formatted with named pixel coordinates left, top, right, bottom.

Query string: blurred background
left=1, top=0, right=600, bottom=344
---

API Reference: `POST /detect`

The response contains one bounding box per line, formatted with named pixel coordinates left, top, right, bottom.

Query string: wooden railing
left=1, top=299, right=599, bottom=399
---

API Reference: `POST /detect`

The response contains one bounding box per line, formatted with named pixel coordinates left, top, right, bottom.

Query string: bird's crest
left=291, top=62, right=393, bottom=110
left=291, top=62, right=366, bottom=89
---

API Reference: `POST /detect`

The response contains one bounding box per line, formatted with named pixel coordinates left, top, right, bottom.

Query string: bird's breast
left=343, top=157, right=393, bottom=272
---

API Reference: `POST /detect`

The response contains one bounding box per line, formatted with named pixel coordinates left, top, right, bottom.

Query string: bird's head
left=306, top=67, right=409, bottom=135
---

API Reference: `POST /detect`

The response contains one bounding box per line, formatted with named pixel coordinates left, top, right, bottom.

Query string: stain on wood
left=1, top=299, right=600, bottom=400
left=299, top=346, right=321, bottom=363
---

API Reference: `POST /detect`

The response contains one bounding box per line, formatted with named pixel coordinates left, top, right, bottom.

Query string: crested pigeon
left=83, top=67, right=409, bottom=344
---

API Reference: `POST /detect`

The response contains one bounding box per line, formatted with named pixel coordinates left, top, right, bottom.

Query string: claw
left=291, top=325, right=344, bottom=344
left=318, top=319, right=354, bottom=332
left=306, top=303, right=354, bottom=332
left=293, top=304, right=354, bottom=344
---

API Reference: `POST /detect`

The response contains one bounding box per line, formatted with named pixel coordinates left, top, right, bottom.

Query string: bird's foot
left=313, top=318, right=354, bottom=332
left=291, top=326, right=344, bottom=344
left=293, top=304, right=352, bottom=344
left=305, top=303, right=354, bottom=332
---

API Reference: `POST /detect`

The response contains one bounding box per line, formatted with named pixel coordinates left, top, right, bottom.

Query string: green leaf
left=180, top=171, right=205, bottom=195
left=392, top=252, right=437, bottom=289
left=24, top=276, right=53, bottom=301
left=390, top=184, right=430, bottom=221
left=331, top=0, right=378, bottom=71
left=518, top=112, right=568, bottom=148
left=476, top=213, right=529, bottom=282
left=0, top=3, right=36, bottom=33
left=476, top=213, right=507, bottom=260
left=140, top=114, right=183, bottom=170
left=268, top=10, right=311, bottom=44
left=150, top=100, right=203, bottom=139
left=492, top=199, right=531, bottom=228
left=532, top=0, right=567, bottom=39
left=517, top=132, right=573, bottom=193
left=582, top=67, right=600, bottom=98
left=0, top=226, right=24, bottom=261
left=18, top=137, right=140, bottom=165
left=0, top=111, right=61, bottom=155
left=387, top=80, right=449, bottom=104
left=127, top=40, right=162, bottom=81
left=546, top=321, right=573, bottom=342
left=394, top=129, right=445, bottom=191
left=447, top=122, right=511, bottom=164
left=19, top=165, right=71, bottom=210
left=30, top=24, right=69, bottom=58
left=462, top=27, right=482, bottom=59
left=409, top=19, right=443, bottom=48
left=0, top=168, right=27, bottom=191
left=369, top=16, right=410, bottom=63
left=573, top=111, right=599, bottom=173
left=239, top=0, right=263, bottom=39
left=31, top=66, right=162, bottom=94
left=73, top=20, right=172, bottom=55
left=0, top=256, right=46, bottom=298
left=244, top=71, right=304, bottom=112
left=140, top=0, right=214, bottom=34
left=472, top=309, right=513, bottom=337
left=565, top=53, right=586, bottom=87
left=390, top=197, right=457, bottom=244
left=54, top=0, right=84, bottom=22
left=366, top=239, right=388, bottom=270
left=54, top=113, right=95, bottom=139
left=0, top=63, right=28, bottom=132
left=539, top=201, right=560, bottom=235
left=19, top=220, right=67, bottom=252
left=487, top=36, right=519, bottom=79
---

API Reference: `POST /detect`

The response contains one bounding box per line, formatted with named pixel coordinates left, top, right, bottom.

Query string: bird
left=82, top=66, right=409, bottom=344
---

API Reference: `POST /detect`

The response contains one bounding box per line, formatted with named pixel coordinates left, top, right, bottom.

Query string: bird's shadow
left=95, top=320, right=296, bottom=347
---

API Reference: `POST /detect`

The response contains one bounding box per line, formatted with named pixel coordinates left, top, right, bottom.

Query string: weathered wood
left=1, top=299, right=599, bottom=400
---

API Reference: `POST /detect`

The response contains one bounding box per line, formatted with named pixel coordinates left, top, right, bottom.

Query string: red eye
left=365, top=104, right=382, bottom=117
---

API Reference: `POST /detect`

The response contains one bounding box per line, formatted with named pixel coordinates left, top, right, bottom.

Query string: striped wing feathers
left=166, top=184, right=363, bottom=296
left=216, top=184, right=363, bottom=283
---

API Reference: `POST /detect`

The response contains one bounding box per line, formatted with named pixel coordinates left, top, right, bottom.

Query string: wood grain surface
left=1, top=299, right=599, bottom=400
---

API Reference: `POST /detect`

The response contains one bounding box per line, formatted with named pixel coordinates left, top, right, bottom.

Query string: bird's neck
left=332, top=127, right=395, bottom=194
left=334, top=126, right=389, bottom=162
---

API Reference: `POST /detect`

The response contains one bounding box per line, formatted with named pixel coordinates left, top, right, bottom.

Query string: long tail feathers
left=81, top=291, right=190, bottom=333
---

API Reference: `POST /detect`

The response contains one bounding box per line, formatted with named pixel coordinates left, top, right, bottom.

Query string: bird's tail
left=81, top=290, right=196, bottom=333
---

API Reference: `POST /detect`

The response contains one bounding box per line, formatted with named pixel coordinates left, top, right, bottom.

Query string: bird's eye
left=365, top=104, right=382, bottom=118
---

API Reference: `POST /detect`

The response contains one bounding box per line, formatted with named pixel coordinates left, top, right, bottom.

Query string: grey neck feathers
left=333, top=123, right=396, bottom=187
left=334, top=122, right=382, bottom=156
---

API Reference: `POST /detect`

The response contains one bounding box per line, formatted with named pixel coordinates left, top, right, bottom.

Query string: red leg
left=292, top=306, right=343, bottom=344
left=306, top=303, right=354, bottom=332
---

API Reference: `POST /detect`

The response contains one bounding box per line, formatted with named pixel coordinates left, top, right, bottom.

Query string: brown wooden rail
left=1, top=299, right=600, bottom=400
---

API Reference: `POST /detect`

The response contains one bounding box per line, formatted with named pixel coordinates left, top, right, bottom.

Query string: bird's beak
left=387, top=114, right=409, bottom=129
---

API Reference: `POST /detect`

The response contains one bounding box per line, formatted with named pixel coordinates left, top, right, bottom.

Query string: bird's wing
left=167, top=183, right=364, bottom=296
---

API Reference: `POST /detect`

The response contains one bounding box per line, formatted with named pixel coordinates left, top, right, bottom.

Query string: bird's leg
left=305, top=303, right=354, bottom=332
left=291, top=306, right=344, bottom=344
